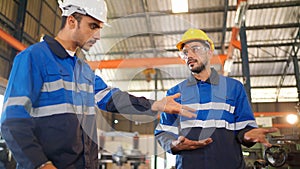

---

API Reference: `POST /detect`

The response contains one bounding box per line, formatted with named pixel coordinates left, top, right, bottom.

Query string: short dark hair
left=60, top=13, right=83, bottom=30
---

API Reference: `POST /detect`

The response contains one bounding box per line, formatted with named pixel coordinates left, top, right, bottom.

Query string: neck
left=55, top=30, right=77, bottom=51
left=193, top=67, right=211, bottom=81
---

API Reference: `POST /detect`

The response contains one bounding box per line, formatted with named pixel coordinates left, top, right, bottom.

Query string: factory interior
left=0, top=0, right=299, bottom=169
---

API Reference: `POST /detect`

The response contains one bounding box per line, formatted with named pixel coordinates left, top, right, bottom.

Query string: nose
left=93, top=30, right=101, bottom=40
left=186, top=49, right=197, bottom=59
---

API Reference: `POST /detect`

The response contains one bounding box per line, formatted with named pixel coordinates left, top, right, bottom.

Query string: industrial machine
left=254, top=135, right=300, bottom=169
left=98, top=131, right=146, bottom=169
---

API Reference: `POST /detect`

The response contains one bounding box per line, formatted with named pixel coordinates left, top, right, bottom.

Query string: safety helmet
left=58, top=0, right=108, bottom=24
left=176, top=28, right=214, bottom=51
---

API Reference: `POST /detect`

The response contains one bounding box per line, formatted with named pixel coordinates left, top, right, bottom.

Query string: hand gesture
left=244, top=128, right=278, bottom=147
left=171, top=136, right=213, bottom=153
left=39, top=162, right=57, bottom=169
left=151, top=93, right=197, bottom=118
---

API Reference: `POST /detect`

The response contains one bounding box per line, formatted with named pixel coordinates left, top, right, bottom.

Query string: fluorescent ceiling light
left=171, top=0, right=188, bottom=13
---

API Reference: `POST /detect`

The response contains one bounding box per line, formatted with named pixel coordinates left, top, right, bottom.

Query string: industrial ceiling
left=86, top=0, right=300, bottom=103
left=0, top=0, right=299, bottom=104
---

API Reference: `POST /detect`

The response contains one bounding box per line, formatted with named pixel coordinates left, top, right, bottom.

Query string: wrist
left=151, top=101, right=160, bottom=112
left=37, top=161, right=53, bottom=169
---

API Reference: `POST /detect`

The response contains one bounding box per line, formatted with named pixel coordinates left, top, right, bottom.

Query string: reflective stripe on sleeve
left=155, top=123, right=179, bottom=135
left=2, top=96, right=32, bottom=114
left=181, top=119, right=258, bottom=130
left=31, top=103, right=95, bottom=117
left=94, top=86, right=113, bottom=102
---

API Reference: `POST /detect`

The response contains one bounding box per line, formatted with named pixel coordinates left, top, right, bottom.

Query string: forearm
left=1, top=118, right=49, bottom=168
left=155, top=132, right=178, bottom=154
left=106, top=91, right=157, bottom=116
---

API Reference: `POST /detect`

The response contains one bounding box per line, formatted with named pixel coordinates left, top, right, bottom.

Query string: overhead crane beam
left=0, top=28, right=26, bottom=51
left=0, top=77, right=7, bottom=88
left=86, top=55, right=227, bottom=70
left=0, top=27, right=227, bottom=70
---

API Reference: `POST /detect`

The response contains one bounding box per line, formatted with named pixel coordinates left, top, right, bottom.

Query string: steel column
left=9, top=0, right=28, bottom=74
left=220, top=0, right=228, bottom=54
left=292, top=29, right=300, bottom=102
left=239, top=23, right=252, bottom=101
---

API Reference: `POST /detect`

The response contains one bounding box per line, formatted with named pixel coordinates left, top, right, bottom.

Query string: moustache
left=87, top=39, right=96, bottom=44
left=187, top=58, right=197, bottom=64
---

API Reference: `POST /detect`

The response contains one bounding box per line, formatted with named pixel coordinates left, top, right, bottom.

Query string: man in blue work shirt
left=0, top=1, right=196, bottom=168
left=155, top=28, right=278, bottom=169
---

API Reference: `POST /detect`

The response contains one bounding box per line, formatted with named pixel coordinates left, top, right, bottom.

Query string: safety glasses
left=179, top=46, right=209, bottom=60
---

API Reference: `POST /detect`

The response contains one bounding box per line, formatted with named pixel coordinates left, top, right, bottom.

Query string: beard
left=81, top=39, right=96, bottom=51
left=188, top=58, right=207, bottom=74
left=191, top=64, right=206, bottom=74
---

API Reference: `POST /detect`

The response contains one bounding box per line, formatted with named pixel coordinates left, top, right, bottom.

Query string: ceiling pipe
left=0, top=76, right=8, bottom=88
left=273, top=123, right=300, bottom=128
left=87, top=55, right=227, bottom=70
left=0, top=27, right=226, bottom=71
left=254, top=112, right=298, bottom=117
left=0, top=28, right=27, bottom=51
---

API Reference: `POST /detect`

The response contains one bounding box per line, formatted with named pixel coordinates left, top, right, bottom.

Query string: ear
left=67, top=15, right=77, bottom=29
left=207, top=50, right=213, bottom=58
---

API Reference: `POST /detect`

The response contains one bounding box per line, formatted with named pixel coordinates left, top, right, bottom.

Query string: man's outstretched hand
left=151, top=93, right=197, bottom=118
left=171, top=136, right=213, bottom=153
left=244, top=128, right=278, bottom=147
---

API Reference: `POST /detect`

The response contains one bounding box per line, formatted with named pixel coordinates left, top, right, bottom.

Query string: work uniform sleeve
left=0, top=49, right=49, bottom=168
left=237, top=126, right=256, bottom=147
left=94, top=75, right=157, bottom=116
left=233, top=82, right=258, bottom=147
left=154, top=89, right=180, bottom=154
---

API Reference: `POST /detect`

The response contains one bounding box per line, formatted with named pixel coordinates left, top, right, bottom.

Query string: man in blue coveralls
left=0, top=1, right=196, bottom=168
left=155, top=28, right=278, bottom=169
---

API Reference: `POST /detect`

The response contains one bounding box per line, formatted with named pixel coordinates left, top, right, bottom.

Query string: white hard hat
left=58, top=0, right=108, bottom=24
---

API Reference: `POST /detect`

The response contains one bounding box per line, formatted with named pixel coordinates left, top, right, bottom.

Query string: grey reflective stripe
left=31, top=103, right=95, bottom=117
left=41, top=79, right=94, bottom=93
left=155, top=123, right=179, bottom=135
left=2, top=96, right=33, bottom=114
left=181, top=120, right=258, bottom=130
left=184, top=102, right=235, bottom=114
left=76, top=83, right=94, bottom=93
left=94, top=86, right=113, bottom=102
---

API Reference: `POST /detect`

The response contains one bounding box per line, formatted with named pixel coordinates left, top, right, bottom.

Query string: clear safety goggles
left=179, top=46, right=209, bottom=60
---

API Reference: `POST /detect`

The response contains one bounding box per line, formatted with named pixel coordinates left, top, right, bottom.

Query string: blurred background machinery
left=98, top=131, right=147, bottom=169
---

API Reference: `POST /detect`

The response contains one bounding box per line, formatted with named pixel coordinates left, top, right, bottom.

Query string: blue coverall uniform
left=1, top=35, right=155, bottom=169
left=155, top=68, right=258, bottom=169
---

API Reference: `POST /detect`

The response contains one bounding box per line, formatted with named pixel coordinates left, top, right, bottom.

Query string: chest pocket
left=210, top=79, right=236, bottom=123
left=211, top=76, right=235, bottom=114
left=180, top=83, right=200, bottom=105
left=42, top=64, right=72, bottom=94
left=46, top=65, right=69, bottom=77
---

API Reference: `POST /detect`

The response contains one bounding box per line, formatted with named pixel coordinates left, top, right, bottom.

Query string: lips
left=87, top=39, right=96, bottom=45
left=187, top=59, right=197, bottom=65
